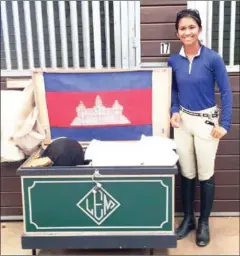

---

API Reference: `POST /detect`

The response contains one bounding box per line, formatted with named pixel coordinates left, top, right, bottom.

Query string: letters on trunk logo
left=76, top=187, right=120, bottom=225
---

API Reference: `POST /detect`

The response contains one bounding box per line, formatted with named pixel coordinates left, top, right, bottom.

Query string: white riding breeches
left=174, top=106, right=220, bottom=181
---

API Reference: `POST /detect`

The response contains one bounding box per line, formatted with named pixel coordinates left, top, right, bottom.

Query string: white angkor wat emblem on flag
left=71, top=95, right=130, bottom=126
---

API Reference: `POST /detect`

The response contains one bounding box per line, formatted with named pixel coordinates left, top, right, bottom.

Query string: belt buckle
left=209, top=109, right=218, bottom=119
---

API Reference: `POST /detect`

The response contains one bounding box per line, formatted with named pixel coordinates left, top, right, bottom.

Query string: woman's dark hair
left=175, top=9, right=202, bottom=30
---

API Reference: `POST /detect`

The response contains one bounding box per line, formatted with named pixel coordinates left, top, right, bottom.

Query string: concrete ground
left=1, top=217, right=239, bottom=255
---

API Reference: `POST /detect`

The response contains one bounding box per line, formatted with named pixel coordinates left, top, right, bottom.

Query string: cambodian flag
left=43, top=71, right=154, bottom=141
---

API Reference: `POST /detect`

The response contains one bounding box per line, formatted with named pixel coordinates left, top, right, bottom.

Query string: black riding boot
left=196, top=175, right=215, bottom=247
left=176, top=175, right=196, bottom=240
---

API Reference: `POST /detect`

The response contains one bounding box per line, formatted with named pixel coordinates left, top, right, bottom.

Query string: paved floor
left=1, top=217, right=239, bottom=255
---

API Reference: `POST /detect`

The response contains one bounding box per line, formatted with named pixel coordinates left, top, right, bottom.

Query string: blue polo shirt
left=168, top=45, right=232, bottom=131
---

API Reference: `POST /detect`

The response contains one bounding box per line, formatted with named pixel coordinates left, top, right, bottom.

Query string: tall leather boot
left=196, top=175, right=215, bottom=247
left=176, top=175, right=196, bottom=239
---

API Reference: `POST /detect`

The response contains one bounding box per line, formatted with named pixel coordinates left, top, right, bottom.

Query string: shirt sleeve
left=168, top=58, right=180, bottom=115
left=212, top=53, right=233, bottom=131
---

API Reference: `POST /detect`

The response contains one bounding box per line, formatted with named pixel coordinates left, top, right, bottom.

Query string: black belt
left=180, top=106, right=219, bottom=118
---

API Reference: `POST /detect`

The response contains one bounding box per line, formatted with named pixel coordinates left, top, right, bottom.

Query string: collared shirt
left=179, top=46, right=202, bottom=74
left=168, top=45, right=232, bottom=131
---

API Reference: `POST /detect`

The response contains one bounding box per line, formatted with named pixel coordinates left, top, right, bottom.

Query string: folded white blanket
left=85, top=135, right=179, bottom=166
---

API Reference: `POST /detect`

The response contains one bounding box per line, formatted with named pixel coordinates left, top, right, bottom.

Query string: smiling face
left=177, top=17, right=201, bottom=46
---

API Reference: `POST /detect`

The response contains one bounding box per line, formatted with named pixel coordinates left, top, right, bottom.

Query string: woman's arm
left=168, top=58, right=180, bottom=115
left=212, top=53, right=233, bottom=132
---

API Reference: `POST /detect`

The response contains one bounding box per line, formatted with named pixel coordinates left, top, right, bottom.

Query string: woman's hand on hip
left=170, top=113, right=181, bottom=128
left=211, top=126, right=227, bottom=139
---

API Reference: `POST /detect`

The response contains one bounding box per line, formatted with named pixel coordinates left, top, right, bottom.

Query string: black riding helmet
left=41, top=137, right=89, bottom=166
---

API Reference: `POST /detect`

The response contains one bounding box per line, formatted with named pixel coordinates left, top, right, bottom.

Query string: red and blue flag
left=43, top=71, right=153, bottom=141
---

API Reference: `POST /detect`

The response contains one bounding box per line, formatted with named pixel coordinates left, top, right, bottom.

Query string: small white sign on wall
left=160, top=42, right=170, bottom=55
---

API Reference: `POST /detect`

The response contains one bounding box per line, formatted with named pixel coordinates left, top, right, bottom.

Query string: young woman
left=168, top=9, right=232, bottom=247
